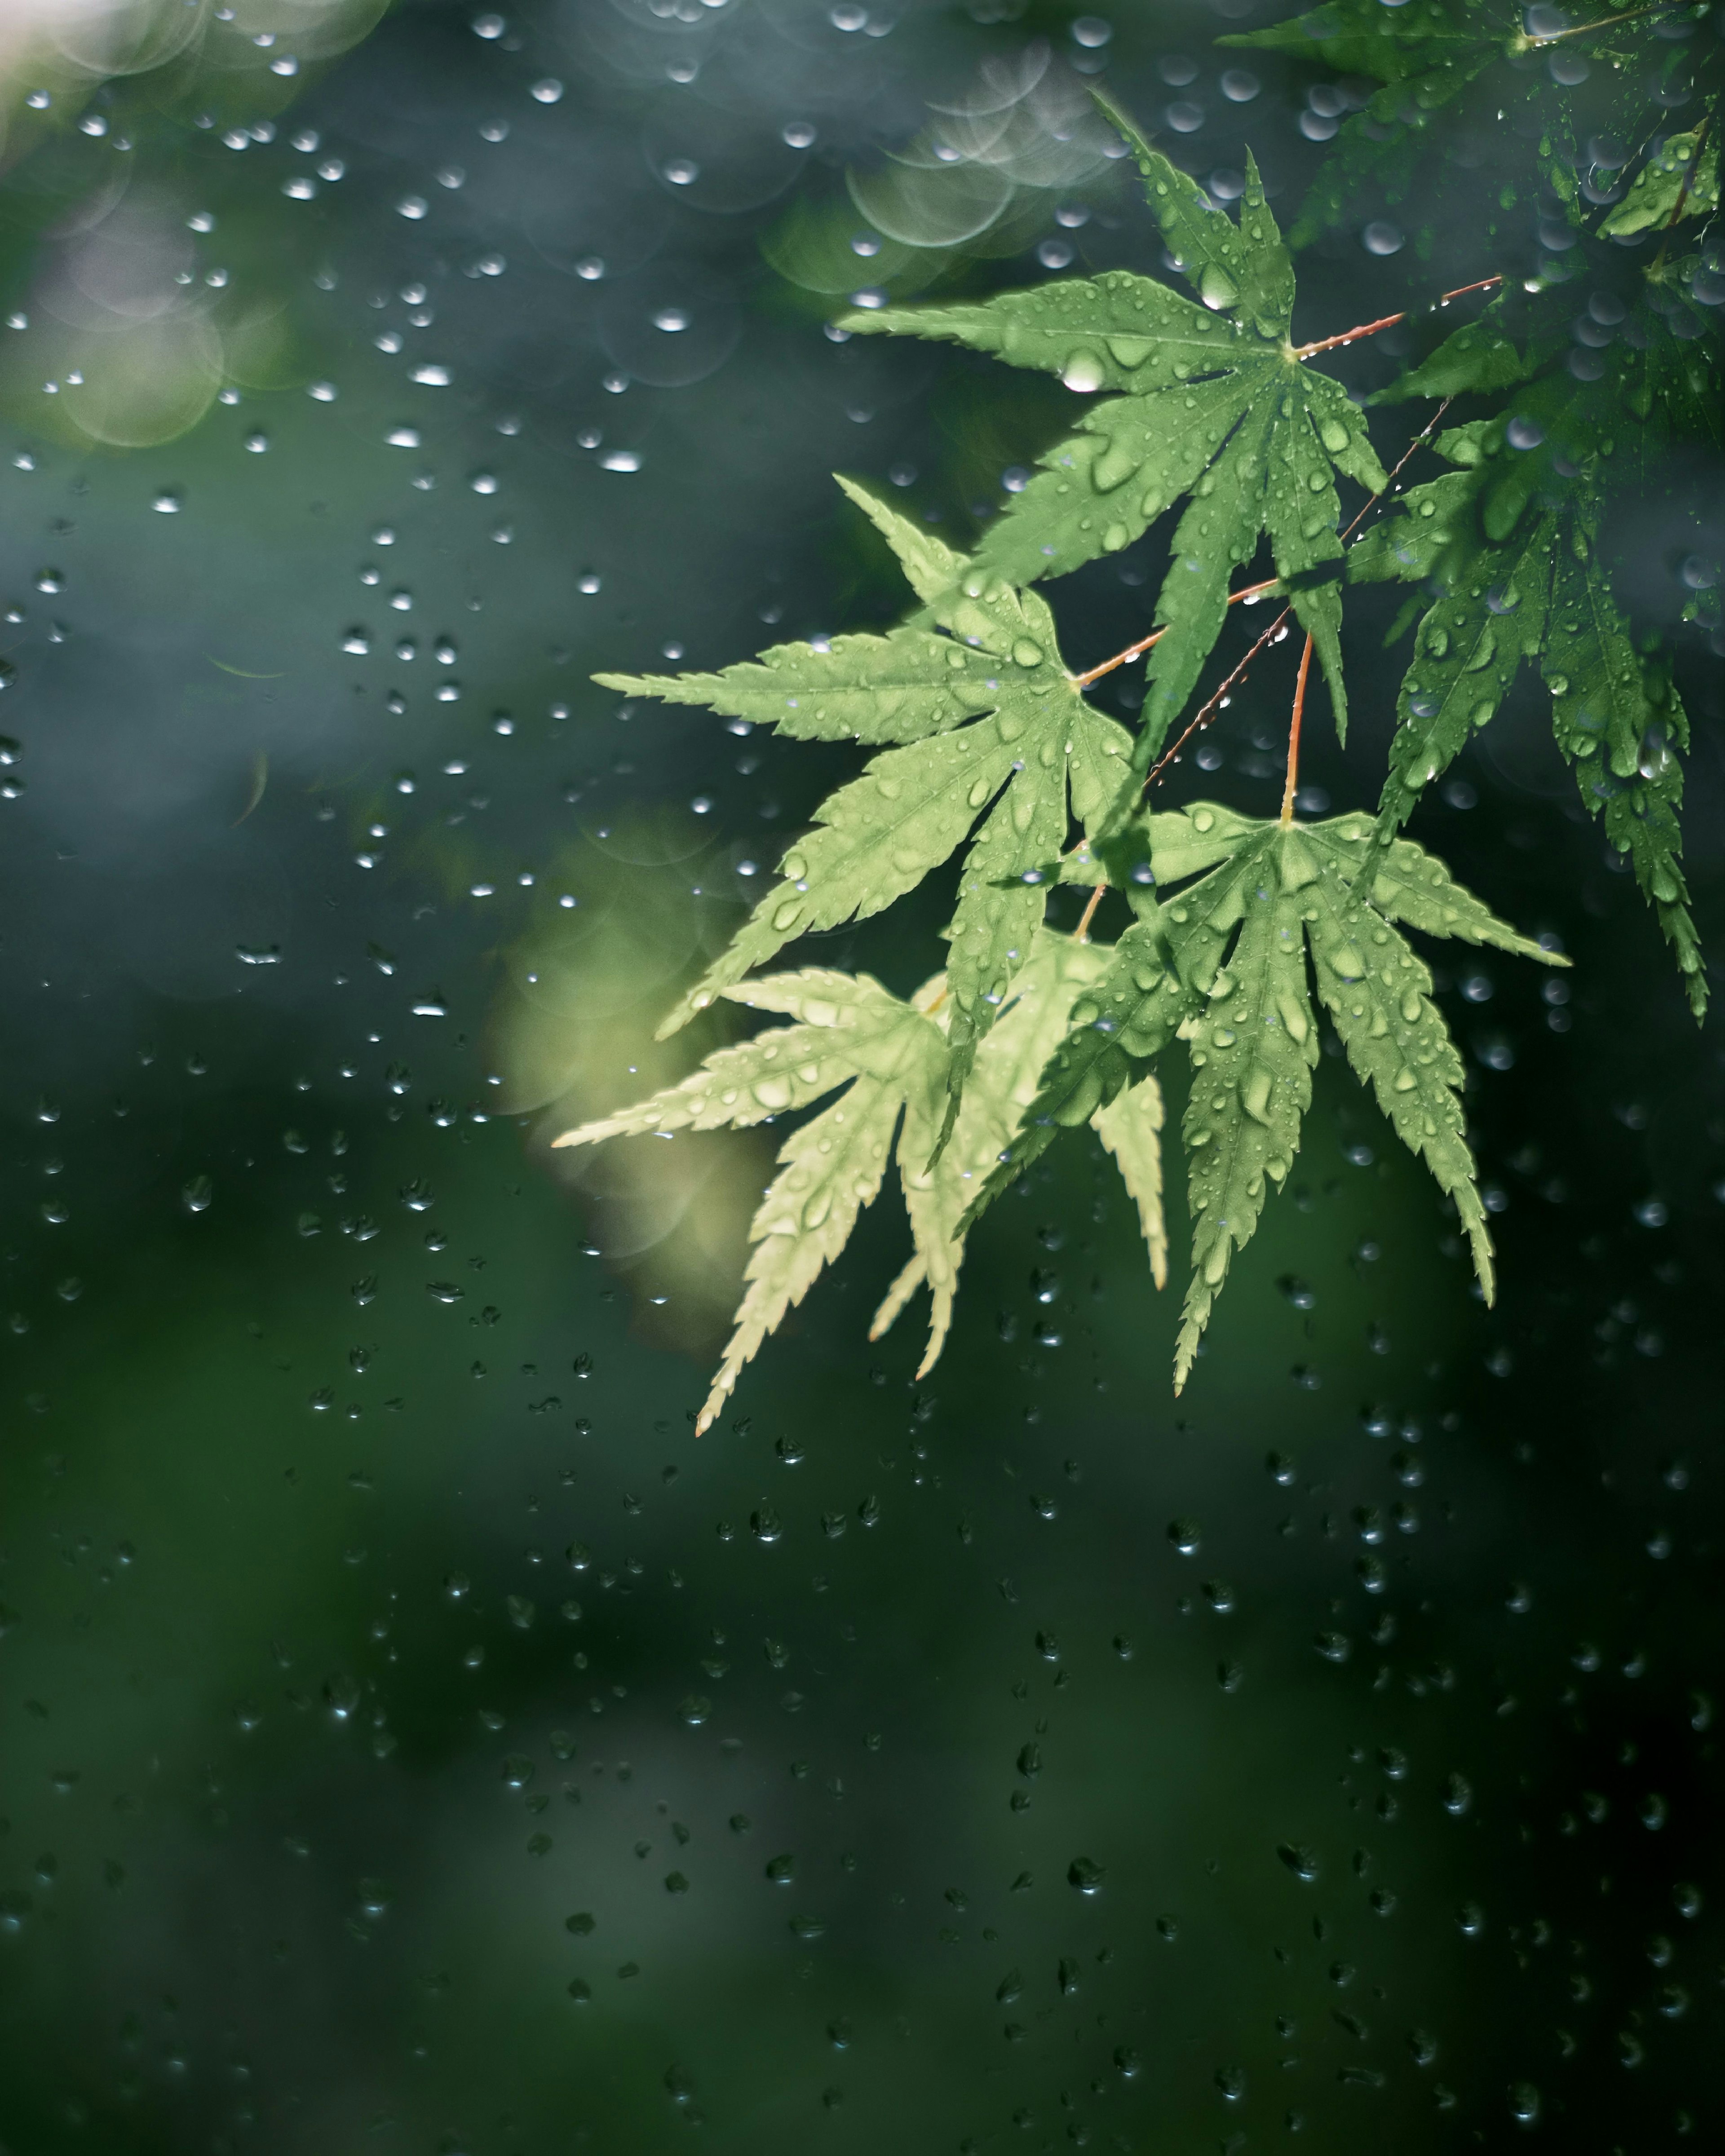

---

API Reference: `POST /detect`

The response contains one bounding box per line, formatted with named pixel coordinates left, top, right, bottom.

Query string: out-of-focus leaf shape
left=1600, top=120, right=1718, bottom=239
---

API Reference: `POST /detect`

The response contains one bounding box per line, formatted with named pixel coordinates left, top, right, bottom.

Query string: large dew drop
left=1199, top=265, right=1239, bottom=312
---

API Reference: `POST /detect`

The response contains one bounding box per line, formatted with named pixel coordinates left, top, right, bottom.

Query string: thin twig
left=1340, top=394, right=1454, bottom=543
left=1521, top=4, right=1675, bottom=48
left=1137, top=400, right=1453, bottom=795
left=1074, top=883, right=1106, bottom=942
left=1279, top=634, right=1314, bottom=828
left=1068, top=281, right=1494, bottom=692
left=1292, top=275, right=1503, bottom=361
left=1070, top=576, right=1279, bottom=689
left=1140, top=610, right=1289, bottom=792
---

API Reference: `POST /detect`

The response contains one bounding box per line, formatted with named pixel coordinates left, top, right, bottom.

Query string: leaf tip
left=925, top=1108, right=961, bottom=1178
left=694, top=1367, right=739, bottom=1437
left=654, top=998, right=702, bottom=1042
left=1172, top=1318, right=1201, bottom=1394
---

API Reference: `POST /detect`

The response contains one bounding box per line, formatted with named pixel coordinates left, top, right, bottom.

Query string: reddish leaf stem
left=1522, top=4, right=1676, bottom=46
left=1070, top=576, right=1279, bottom=689
left=1292, top=275, right=1503, bottom=361
left=1136, top=399, right=1453, bottom=796
left=1279, top=634, right=1314, bottom=828
left=1070, top=270, right=1493, bottom=692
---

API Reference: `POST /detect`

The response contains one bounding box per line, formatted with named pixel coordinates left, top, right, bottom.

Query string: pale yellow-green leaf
left=876, top=932, right=1112, bottom=1372
left=549, top=971, right=920, bottom=1145
left=1093, top=1075, right=1168, bottom=1290
left=701, top=1060, right=913, bottom=1432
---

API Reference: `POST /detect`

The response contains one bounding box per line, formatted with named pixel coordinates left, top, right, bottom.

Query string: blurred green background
left=0, top=3, right=1718, bottom=2152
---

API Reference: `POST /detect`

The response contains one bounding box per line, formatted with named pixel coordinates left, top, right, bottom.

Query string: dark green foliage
left=1224, top=2, right=1717, bottom=244
left=1356, top=278, right=1715, bottom=1015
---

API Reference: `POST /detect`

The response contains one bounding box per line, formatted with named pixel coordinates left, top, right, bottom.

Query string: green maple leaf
left=551, top=936, right=1163, bottom=1431
left=838, top=97, right=1387, bottom=778
left=594, top=483, right=1131, bottom=1133
left=1363, top=265, right=1713, bottom=1021
left=874, top=932, right=1168, bottom=1345
left=556, top=968, right=940, bottom=1434
left=1350, top=418, right=1707, bottom=1017
left=1092, top=1074, right=1170, bottom=1294
left=964, top=806, right=1565, bottom=1387
left=1544, top=546, right=1704, bottom=1016
left=1371, top=295, right=1529, bottom=405
left=1600, top=117, right=1719, bottom=238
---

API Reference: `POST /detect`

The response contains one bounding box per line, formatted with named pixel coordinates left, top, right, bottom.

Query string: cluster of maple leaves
left=560, top=6, right=1717, bottom=1427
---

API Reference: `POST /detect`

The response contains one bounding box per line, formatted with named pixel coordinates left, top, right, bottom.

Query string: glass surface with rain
left=0, top=3, right=1717, bottom=2152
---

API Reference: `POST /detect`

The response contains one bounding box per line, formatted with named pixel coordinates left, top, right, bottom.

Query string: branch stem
left=1070, top=576, right=1279, bottom=689
left=1280, top=635, right=1314, bottom=828
left=1136, top=400, right=1453, bottom=796
left=1292, top=276, right=1503, bottom=361
left=1521, top=5, right=1675, bottom=48
left=1074, top=883, right=1106, bottom=942
left=1069, top=265, right=1491, bottom=695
